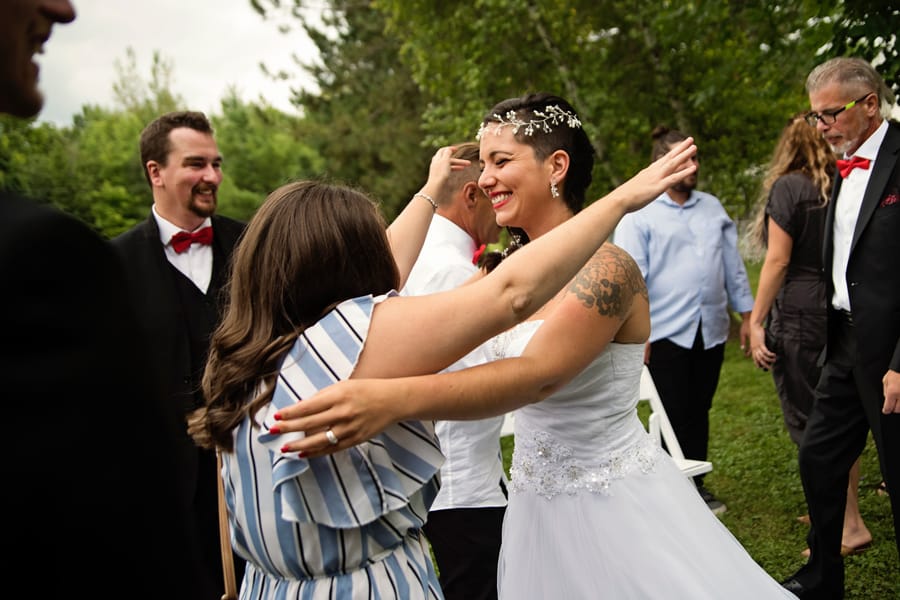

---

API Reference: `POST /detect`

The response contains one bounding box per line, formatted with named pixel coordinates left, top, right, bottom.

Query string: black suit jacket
left=112, top=213, right=244, bottom=488
left=823, top=121, right=900, bottom=377
left=0, top=192, right=200, bottom=597
left=112, top=211, right=245, bottom=597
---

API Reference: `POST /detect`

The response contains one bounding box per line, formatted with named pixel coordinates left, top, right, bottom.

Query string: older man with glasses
left=804, top=93, right=874, bottom=128
left=780, top=57, right=900, bottom=600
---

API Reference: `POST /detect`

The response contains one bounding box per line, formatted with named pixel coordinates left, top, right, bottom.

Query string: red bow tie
left=836, top=156, right=871, bottom=178
left=472, top=243, right=487, bottom=265
left=170, top=226, right=213, bottom=254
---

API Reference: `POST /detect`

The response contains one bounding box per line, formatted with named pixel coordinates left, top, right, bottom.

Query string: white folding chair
left=639, top=365, right=713, bottom=479
left=500, top=412, right=515, bottom=437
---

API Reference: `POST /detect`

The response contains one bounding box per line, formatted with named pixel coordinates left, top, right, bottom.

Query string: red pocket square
left=881, top=193, right=898, bottom=208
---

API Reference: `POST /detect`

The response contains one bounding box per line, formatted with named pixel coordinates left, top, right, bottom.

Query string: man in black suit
left=112, top=111, right=246, bottom=600
left=1, top=1, right=199, bottom=596
left=781, top=57, right=900, bottom=599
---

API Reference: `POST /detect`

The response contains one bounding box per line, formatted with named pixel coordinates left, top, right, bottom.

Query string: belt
left=833, top=308, right=854, bottom=326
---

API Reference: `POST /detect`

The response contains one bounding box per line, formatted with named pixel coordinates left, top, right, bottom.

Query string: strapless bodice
left=492, top=321, right=661, bottom=499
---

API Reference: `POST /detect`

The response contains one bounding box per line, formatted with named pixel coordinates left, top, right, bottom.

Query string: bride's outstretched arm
left=276, top=359, right=529, bottom=455
left=272, top=139, right=696, bottom=454
left=275, top=243, right=648, bottom=458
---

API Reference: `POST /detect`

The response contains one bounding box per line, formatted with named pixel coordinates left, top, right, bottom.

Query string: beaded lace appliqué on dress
left=510, top=430, right=660, bottom=500
left=493, top=325, right=661, bottom=500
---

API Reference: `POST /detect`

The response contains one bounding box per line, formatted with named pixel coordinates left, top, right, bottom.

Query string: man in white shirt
left=781, top=57, right=900, bottom=600
left=112, top=111, right=247, bottom=600
left=403, top=142, right=504, bottom=600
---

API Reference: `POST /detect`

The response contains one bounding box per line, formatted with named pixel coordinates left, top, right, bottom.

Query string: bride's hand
left=615, top=137, right=697, bottom=213
left=271, top=378, right=403, bottom=458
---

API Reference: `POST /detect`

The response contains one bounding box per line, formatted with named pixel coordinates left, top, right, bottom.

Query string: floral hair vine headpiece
left=476, top=105, right=582, bottom=140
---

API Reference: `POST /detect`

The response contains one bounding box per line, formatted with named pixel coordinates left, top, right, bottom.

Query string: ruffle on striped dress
left=222, top=294, right=445, bottom=599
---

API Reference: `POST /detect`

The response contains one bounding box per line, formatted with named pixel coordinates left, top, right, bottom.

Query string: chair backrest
left=639, top=365, right=713, bottom=478
left=501, top=412, right=515, bottom=437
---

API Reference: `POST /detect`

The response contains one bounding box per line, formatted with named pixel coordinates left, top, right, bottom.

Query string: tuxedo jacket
left=823, top=121, right=900, bottom=378
left=112, top=211, right=246, bottom=597
left=112, top=213, right=245, bottom=499
left=0, top=192, right=200, bottom=597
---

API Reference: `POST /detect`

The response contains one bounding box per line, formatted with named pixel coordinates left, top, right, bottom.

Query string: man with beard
left=113, top=111, right=246, bottom=600
left=614, top=126, right=754, bottom=516
left=780, top=57, right=899, bottom=600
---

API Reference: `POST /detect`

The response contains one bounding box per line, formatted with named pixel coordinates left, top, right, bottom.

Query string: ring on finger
left=325, top=428, right=339, bottom=446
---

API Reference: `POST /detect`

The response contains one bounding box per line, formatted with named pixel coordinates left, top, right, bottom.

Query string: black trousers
left=794, top=310, right=900, bottom=597
left=648, top=328, right=725, bottom=487
left=423, top=506, right=505, bottom=600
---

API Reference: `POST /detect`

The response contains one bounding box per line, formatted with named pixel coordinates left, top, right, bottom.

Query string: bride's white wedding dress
left=493, top=321, right=796, bottom=599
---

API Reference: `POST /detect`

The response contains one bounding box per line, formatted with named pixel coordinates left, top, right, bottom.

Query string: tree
left=213, top=89, right=324, bottom=220
left=826, top=1, right=899, bottom=97
left=112, top=48, right=184, bottom=122
left=377, top=0, right=837, bottom=219
left=0, top=115, right=62, bottom=195
left=251, top=0, right=431, bottom=219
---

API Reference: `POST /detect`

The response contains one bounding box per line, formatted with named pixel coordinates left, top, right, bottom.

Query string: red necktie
left=836, top=156, right=870, bottom=178
left=472, top=243, right=487, bottom=265
left=170, top=226, right=213, bottom=254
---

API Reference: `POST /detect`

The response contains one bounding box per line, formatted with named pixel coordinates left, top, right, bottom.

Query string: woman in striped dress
left=188, top=139, right=697, bottom=599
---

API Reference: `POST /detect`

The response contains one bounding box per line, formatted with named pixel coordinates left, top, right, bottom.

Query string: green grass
left=498, top=261, right=899, bottom=598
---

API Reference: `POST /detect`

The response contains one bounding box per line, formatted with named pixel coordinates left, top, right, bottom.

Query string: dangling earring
left=550, top=180, right=560, bottom=198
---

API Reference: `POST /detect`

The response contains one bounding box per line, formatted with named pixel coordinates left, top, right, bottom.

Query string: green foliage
left=712, top=323, right=898, bottom=599
left=1, top=47, right=321, bottom=236
left=377, top=0, right=839, bottom=221
left=826, top=1, right=899, bottom=97
left=213, top=89, right=325, bottom=221
left=64, top=107, right=150, bottom=232
left=0, top=115, right=61, bottom=195
left=3, top=0, right=897, bottom=238
left=269, top=0, right=433, bottom=219
left=111, top=48, right=184, bottom=121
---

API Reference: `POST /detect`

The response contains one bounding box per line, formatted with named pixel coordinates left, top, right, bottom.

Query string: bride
left=272, top=93, right=796, bottom=599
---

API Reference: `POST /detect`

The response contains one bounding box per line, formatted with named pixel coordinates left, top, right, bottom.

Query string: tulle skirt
left=497, top=454, right=796, bottom=599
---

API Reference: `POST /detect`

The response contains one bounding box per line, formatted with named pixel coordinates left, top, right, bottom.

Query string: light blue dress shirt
left=614, top=190, right=754, bottom=350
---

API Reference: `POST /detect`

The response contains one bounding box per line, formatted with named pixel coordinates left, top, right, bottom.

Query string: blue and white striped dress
left=222, top=294, right=445, bottom=599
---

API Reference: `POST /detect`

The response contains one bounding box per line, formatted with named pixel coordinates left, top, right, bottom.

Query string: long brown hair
left=749, top=113, right=836, bottom=251
left=189, top=180, right=400, bottom=450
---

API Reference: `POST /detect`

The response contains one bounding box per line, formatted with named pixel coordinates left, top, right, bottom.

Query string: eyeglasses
left=805, top=93, right=872, bottom=126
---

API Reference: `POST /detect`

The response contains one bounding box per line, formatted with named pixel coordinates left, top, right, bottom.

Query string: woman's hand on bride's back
left=271, top=378, right=402, bottom=458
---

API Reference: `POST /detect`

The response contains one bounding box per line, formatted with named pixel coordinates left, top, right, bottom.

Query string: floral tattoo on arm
left=569, top=246, right=648, bottom=318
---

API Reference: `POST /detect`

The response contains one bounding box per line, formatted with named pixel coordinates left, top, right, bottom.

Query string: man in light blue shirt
left=615, top=127, right=754, bottom=515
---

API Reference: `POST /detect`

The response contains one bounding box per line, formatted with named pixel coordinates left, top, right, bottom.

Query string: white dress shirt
left=402, top=215, right=508, bottom=511
left=831, top=119, right=889, bottom=311
left=152, top=205, right=213, bottom=293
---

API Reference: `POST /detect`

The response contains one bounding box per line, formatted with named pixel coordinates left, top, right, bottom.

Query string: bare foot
left=801, top=541, right=872, bottom=558
left=841, top=530, right=873, bottom=551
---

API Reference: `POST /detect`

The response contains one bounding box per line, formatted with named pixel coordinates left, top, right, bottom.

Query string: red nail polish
left=298, top=452, right=306, bottom=458
left=269, top=426, right=281, bottom=434
left=273, top=413, right=282, bottom=421
left=280, top=445, right=290, bottom=453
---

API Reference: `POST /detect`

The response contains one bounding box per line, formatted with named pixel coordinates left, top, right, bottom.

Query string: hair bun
left=651, top=125, right=670, bottom=140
